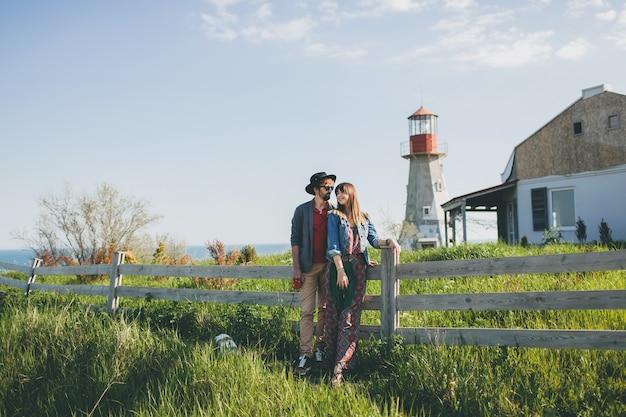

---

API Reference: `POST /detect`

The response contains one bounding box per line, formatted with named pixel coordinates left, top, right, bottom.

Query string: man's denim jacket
left=326, top=210, right=381, bottom=265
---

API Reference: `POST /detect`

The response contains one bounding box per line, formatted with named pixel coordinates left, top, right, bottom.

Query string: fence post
left=106, top=251, right=126, bottom=314
left=380, top=246, right=399, bottom=347
left=24, top=258, right=43, bottom=296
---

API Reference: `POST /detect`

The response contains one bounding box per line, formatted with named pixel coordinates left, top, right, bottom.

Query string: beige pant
left=299, top=262, right=327, bottom=357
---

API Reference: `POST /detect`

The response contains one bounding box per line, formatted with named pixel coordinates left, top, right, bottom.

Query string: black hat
left=305, top=172, right=336, bottom=195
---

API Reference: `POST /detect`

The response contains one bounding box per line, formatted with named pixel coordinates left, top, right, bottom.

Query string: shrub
left=541, top=227, right=564, bottom=245
left=575, top=217, right=587, bottom=244
left=599, top=218, right=613, bottom=245
left=238, top=245, right=258, bottom=265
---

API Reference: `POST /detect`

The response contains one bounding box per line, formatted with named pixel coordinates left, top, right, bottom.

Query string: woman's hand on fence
left=388, top=239, right=401, bottom=264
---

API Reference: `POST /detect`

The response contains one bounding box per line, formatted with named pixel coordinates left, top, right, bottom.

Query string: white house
left=442, top=84, right=626, bottom=245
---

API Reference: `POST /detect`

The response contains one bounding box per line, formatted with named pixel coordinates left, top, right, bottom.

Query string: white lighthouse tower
left=401, top=106, right=449, bottom=250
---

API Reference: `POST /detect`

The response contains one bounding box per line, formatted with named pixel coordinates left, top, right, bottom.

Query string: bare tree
left=18, top=182, right=161, bottom=265
left=377, top=207, right=420, bottom=248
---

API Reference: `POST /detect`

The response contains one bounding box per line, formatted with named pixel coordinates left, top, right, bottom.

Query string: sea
left=0, top=243, right=291, bottom=267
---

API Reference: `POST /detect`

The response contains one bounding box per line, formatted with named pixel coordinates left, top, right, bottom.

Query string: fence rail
left=1, top=249, right=625, bottom=350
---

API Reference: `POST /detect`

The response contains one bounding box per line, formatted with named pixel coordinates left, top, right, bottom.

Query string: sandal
left=331, top=364, right=343, bottom=387
left=330, top=372, right=343, bottom=388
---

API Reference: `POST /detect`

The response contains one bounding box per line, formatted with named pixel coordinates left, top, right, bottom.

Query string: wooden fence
left=1, top=249, right=625, bottom=350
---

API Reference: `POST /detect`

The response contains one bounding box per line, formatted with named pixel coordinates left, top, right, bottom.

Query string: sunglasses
left=320, top=185, right=334, bottom=191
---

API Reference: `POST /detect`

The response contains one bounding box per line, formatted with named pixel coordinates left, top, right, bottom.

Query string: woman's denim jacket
left=326, top=210, right=381, bottom=265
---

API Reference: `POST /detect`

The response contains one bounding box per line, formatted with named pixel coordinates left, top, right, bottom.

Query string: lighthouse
left=401, top=106, right=449, bottom=250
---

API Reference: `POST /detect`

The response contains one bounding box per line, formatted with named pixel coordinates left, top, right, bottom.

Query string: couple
left=290, top=172, right=401, bottom=387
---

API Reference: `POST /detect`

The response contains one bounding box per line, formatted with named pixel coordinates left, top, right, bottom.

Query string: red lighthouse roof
left=408, top=105, right=437, bottom=118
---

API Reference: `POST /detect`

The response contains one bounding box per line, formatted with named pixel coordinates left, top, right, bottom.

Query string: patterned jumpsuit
left=324, top=225, right=368, bottom=373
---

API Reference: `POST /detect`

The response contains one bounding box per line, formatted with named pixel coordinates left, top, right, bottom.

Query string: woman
left=324, top=182, right=401, bottom=387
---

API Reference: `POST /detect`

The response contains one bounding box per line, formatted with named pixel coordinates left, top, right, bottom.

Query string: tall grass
left=1, top=242, right=625, bottom=416
left=0, top=292, right=399, bottom=417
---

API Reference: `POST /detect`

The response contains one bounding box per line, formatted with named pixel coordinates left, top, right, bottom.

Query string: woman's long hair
left=334, top=182, right=368, bottom=226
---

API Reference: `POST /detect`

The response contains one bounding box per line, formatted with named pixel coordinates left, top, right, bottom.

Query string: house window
left=423, top=206, right=430, bottom=216
left=608, top=114, right=619, bottom=129
left=573, top=121, right=583, bottom=135
left=550, top=188, right=575, bottom=228
left=531, top=188, right=548, bottom=231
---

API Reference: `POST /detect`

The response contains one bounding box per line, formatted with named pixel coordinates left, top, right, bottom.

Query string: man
left=290, top=172, right=336, bottom=376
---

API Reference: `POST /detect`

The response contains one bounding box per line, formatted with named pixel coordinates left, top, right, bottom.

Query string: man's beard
left=323, top=194, right=331, bottom=201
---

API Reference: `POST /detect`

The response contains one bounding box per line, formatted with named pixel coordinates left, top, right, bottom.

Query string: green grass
left=1, top=242, right=625, bottom=416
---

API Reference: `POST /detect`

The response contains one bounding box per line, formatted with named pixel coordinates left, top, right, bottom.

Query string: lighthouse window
left=423, top=206, right=430, bottom=216
left=434, top=181, right=443, bottom=192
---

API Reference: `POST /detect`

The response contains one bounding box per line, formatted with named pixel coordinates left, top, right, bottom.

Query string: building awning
left=442, top=180, right=519, bottom=212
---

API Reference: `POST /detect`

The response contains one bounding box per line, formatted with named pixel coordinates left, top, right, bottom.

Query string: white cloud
left=388, top=45, right=437, bottom=63
left=254, top=3, right=273, bottom=20
left=438, top=24, right=486, bottom=48
left=242, top=16, right=317, bottom=42
left=445, top=0, right=476, bottom=10
left=619, top=9, right=626, bottom=25
left=305, top=42, right=367, bottom=58
left=521, top=0, right=552, bottom=12
left=335, top=0, right=433, bottom=18
left=474, top=10, right=515, bottom=26
left=433, top=9, right=516, bottom=53
left=596, top=9, right=617, bottom=20
left=456, top=30, right=553, bottom=68
left=363, top=0, right=431, bottom=13
left=201, top=11, right=239, bottom=40
left=319, top=1, right=340, bottom=22
left=198, top=1, right=621, bottom=67
left=566, top=0, right=606, bottom=17
left=556, top=37, right=592, bottom=59
left=207, top=0, right=244, bottom=11
left=605, top=30, right=626, bottom=48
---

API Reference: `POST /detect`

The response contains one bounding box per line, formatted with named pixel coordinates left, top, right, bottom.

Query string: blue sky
left=1, top=0, right=625, bottom=250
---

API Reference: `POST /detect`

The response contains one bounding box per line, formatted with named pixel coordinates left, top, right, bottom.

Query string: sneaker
left=296, top=355, right=311, bottom=376
left=314, top=348, right=323, bottom=363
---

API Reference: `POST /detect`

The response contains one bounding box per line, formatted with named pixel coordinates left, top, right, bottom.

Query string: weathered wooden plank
left=380, top=247, right=399, bottom=341
left=362, top=295, right=382, bottom=310
left=14, top=263, right=382, bottom=280
left=0, top=275, right=27, bottom=291
left=397, top=250, right=626, bottom=279
left=365, top=267, right=382, bottom=281
left=116, top=286, right=301, bottom=307
left=6, top=261, right=376, bottom=281
left=33, top=265, right=113, bottom=275
left=29, top=283, right=108, bottom=296
left=0, top=262, right=32, bottom=274
left=295, top=324, right=626, bottom=350
left=397, top=290, right=626, bottom=311
left=119, top=264, right=293, bottom=279
left=395, top=327, right=626, bottom=350
left=359, top=324, right=382, bottom=339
